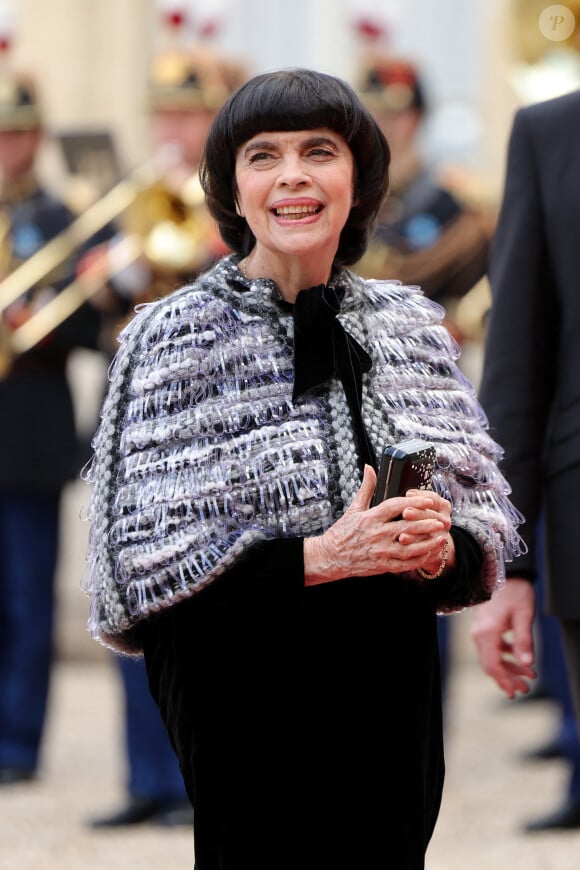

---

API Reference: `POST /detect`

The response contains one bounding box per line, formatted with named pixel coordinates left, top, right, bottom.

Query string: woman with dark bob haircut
left=200, top=67, right=390, bottom=264
left=84, top=68, right=522, bottom=869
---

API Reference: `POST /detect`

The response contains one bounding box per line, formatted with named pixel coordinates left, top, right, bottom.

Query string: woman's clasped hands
left=304, top=463, right=454, bottom=586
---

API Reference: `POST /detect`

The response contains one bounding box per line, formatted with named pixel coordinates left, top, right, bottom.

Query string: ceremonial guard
left=0, top=71, right=112, bottom=785
left=355, top=54, right=494, bottom=348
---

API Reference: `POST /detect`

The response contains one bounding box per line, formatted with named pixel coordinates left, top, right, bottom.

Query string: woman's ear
left=234, top=196, right=244, bottom=217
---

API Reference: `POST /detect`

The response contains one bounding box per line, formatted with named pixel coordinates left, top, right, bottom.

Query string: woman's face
left=234, top=127, right=355, bottom=264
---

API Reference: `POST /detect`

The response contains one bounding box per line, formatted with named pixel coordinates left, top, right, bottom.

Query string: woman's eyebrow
left=303, top=135, right=339, bottom=148
left=242, top=138, right=277, bottom=156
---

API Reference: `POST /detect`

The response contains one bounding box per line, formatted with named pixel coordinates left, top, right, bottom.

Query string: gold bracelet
left=416, top=539, right=449, bottom=580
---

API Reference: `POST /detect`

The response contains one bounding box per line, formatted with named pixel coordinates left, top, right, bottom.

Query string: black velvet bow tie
left=291, top=283, right=377, bottom=470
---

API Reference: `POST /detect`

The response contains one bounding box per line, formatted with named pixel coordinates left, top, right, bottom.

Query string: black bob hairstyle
left=199, top=67, right=390, bottom=266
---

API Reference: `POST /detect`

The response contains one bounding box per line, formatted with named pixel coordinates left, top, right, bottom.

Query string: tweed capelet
left=83, top=255, right=523, bottom=653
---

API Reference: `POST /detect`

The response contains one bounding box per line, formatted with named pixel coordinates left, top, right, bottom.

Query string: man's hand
left=470, top=578, right=537, bottom=698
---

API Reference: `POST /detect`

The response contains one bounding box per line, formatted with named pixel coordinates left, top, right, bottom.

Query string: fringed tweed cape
left=83, top=255, right=523, bottom=653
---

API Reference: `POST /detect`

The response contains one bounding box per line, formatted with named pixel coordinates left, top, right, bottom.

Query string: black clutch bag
left=371, top=439, right=436, bottom=507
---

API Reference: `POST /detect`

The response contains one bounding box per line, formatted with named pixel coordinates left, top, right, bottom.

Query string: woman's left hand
left=304, top=464, right=455, bottom=585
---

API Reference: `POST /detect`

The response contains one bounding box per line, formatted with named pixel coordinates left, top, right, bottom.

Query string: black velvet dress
left=142, top=527, right=480, bottom=870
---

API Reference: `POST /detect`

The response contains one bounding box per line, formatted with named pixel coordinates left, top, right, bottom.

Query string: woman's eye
left=308, top=147, right=334, bottom=159
left=248, top=151, right=274, bottom=163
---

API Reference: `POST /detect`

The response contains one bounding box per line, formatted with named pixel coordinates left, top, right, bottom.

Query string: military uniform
left=355, top=56, right=494, bottom=346
left=0, top=74, right=113, bottom=783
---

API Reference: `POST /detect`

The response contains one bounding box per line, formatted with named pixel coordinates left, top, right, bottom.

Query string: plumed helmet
left=357, top=54, right=426, bottom=113
left=148, top=45, right=247, bottom=112
left=0, top=73, right=42, bottom=130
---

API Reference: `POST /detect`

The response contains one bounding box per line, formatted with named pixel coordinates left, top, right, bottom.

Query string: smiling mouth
left=273, top=204, right=322, bottom=218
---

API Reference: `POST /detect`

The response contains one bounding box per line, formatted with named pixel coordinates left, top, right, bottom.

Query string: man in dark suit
left=471, top=88, right=580, bottom=830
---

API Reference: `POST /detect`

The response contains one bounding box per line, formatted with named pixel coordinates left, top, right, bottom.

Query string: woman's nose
left=276, top=156, right=311, bottom=187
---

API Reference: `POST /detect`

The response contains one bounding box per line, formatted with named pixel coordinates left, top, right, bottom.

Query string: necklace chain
left=239, top=258, right=249, bottom=280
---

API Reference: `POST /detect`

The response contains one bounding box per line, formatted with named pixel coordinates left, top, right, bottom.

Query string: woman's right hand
left=303, top=464, right=450, bottom=586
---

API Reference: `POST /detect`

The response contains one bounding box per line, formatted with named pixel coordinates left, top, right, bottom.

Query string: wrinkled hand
left=470, top=578, right=536, bottom=698
left=304, top=464, right=453, bottom=586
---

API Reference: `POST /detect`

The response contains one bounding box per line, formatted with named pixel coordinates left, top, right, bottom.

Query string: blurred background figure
left=354, top=52, right=495, bottom=353
left=82, top=43, right=247, bottom=358
left=116, top=40, right=246, bottom=302
left=86, top=31, right=250, bottom=829
left=353, top=51, right=495, bottom=703
left=0, top=67, right=115, bottom=786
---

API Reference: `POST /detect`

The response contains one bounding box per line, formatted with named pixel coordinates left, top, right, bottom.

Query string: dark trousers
left=117, top=655, right=188, bottom=802
left=560, top=620, right=580, bottom=801
left=560, top=620, right=580, bottom=738
left=0, top=490, right=60, bottom=770
left=534, top=512, right=580, bottom=800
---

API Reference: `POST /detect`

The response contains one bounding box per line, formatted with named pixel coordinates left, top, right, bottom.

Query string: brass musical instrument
left=0, top=157, right=219, bottom=376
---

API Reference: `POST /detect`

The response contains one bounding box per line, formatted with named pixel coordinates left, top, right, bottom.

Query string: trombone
left=0, top=153, right=214, bottom=374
